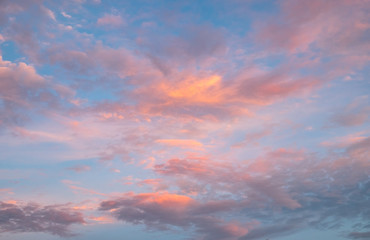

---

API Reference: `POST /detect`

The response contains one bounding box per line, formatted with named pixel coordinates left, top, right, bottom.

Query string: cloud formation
left=0, top=201, right=84, bottom=237
left=100, top=192, right=248, bottom=240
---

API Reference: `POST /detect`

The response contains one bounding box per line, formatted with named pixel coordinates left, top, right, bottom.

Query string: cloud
left=254, top=0, right=370, bottom=54
left=0, top=1, right=368, bottom=240
left=133, top=67, right=318, bottom=120
left=138, top=23, right=227, bottom=67
left=97, top=14, right=124, bottom=27
left=62, top=180, right=107, bottom=196
left=41, top=6, right=56, bottom=21
left=156, top=139, right=203, bottom=149
left=45, top=43, right=143, bottom=79
left=330, top=96, right=369, bottom=127
left=150, top=138, right=370, bottom=239
left=232, top=128, right=271, bottom=148
left=239, top=222, right=300, bottom=240
left=67, top=165, right=91, bottom=172
left=61, top=11, right=72, bottom=18
left=0, top=201, right=84, bottom=237
left=0, top=1, right=324, bottom=122
left=154, top=151, right=303, bottom=210
left=0, top=55, right=74, bottom=131
left=348, top=231, right=370, bottom=239
left=154, top=157, right=225, bottom=180
left=321, top=132, right=367, bottom=148
left=99, top=192, right=248, bottom=240
left=0, top=1, right=64, bottom=62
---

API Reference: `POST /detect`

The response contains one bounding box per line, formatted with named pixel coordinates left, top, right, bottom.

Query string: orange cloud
left=138, top=192, right=195, bottom=208
left=161, top=75, right=226, bottom=104
left=89, top=215, right=115, bottom=224
left=156, top=139, right=203, bottom=148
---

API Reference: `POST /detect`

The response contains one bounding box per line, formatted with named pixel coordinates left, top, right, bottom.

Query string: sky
left=0, top=0, right=369, bottom=239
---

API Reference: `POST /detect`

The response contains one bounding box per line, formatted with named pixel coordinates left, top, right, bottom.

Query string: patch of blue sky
left=253, top=52, right=287, bottom=70
left=1, top=41, right=26, bottom=62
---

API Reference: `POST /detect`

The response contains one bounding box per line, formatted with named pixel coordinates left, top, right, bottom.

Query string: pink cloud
left=62, top=180, right=107, bottom=196
left=132, top=67, right=318, bottom=120
left=0, top=55, right=75, bottom=130
left=254, top=0, right=370, bottom=55
left=88, top=215, right=115, bottom=224
left=156, top=139, right=204, bottom=149
left=232, top=129, right=271, bottom=148
left=136, top=178, right=167, bottom=191
left=67, top=165, right=91, bottom=172
left=97, top=14, right=124, bottom=27
left=321, top=132, right=367, bottom=148
left=41, top=6, right=56, bottom=21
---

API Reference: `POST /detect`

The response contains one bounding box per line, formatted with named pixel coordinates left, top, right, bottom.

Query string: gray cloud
left=0, top=201, right=85, bottom=237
